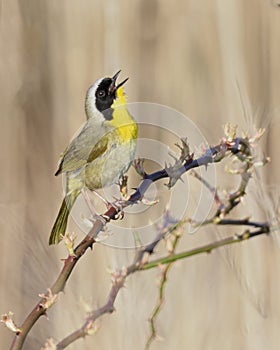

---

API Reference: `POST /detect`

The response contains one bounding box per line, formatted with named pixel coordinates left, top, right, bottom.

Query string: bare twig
left=190, top=150, right=255, bottom=227
left=142, top=226, right=270, bottom=271
left=145, top=231, right=181, bottom=350
left=190, top=170, right=222, bottom=206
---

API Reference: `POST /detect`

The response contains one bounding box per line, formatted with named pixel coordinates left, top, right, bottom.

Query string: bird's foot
left=110, top=198, right=125, bottom=220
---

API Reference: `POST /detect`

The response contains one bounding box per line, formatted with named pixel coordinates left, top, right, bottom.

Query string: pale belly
left=84, top=139, right=136, bottom=189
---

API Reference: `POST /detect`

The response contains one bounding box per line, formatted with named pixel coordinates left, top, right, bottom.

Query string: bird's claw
left=110, top=199, right=125, bottom=220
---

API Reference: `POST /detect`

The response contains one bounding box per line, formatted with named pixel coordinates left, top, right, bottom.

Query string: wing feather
left=55, top=119, right=110, bottom=175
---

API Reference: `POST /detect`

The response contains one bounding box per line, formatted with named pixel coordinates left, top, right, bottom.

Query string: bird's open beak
left=109, top=70, right=129, bottom=95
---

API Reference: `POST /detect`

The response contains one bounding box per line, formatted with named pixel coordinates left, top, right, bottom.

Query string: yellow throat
left=108, top=86, right=138, bottom=142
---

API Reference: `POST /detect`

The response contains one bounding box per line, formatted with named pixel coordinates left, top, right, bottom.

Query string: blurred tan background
left=1, top=0, right=280, bottom=349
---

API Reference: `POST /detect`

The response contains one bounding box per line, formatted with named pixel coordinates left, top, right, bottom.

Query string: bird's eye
left=97, top=90, right=106, bottom=98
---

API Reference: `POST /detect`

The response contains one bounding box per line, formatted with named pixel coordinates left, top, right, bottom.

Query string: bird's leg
left=92, top=189, right=124, bottom=215
left=92, top=190, right=110, bottom=207
left=101, top=175, right=127, bottom=220
left=81, top=188, right=123, bottom=223
left=81, top=188, right=107, bottom=224
left=81, top=188, right=96, bottom=215
left=109, top=197, right=126, bottom=220
left=83, top=188, right=125, bottom=222
left=100, top=199, right=125, bottom=221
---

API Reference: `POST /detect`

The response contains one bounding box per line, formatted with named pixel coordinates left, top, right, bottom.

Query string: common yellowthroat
left=49, top=71, right=138, bottom=245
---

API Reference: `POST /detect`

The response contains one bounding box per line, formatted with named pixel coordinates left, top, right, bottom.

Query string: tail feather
left=49, top=190, right=79, bottom=245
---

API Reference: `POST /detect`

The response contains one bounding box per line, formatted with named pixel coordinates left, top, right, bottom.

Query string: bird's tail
left=49, top=190, right=80, bottom=245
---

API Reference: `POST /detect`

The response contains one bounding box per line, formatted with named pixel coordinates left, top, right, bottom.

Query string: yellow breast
left=107, top=86, right=138, bottom=143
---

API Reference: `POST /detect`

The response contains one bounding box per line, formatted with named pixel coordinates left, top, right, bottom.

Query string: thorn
left=38, top=289, right=58, bottom=309
left=41, top=338, right=57, bottom=350
left=0, top=312, right=21, bottom=334
left=64, top=232, right=77, bottom=257
left=142, top=197, right=159, bottom=206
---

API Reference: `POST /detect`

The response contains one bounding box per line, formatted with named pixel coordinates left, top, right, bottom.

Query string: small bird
left=49, top=71, right=138, bottom=245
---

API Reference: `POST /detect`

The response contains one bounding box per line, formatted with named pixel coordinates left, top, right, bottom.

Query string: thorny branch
left=52, top=215, right=184, bottom=349
left=2, top=127, right=275, bottom=350
left=145, top=227, right=182, bottom=350
left=46, top=128, right=271, bottom=349
left=47, top=221, right=271, bottom=349
left=142, top=226, right=270, bottom=271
